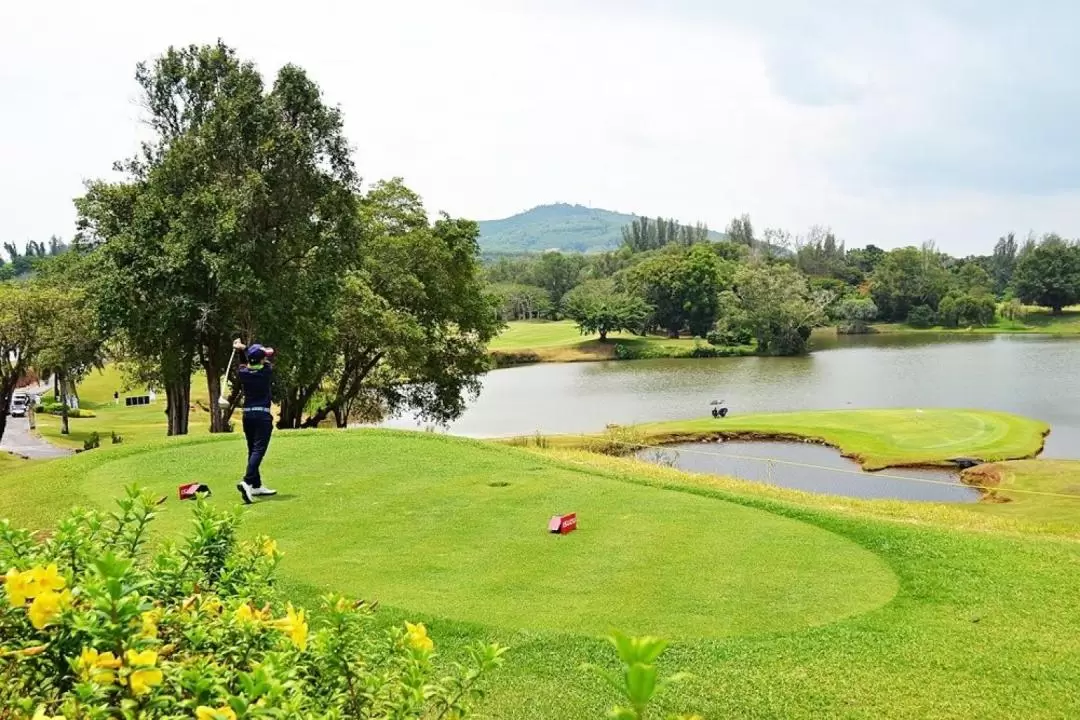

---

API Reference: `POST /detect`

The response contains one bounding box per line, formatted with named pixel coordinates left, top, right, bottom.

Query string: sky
left=2, top=0, right=1079, bottom=255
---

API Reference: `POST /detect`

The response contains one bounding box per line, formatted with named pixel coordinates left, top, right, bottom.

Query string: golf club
left=218, top=348, right=236, bottom=410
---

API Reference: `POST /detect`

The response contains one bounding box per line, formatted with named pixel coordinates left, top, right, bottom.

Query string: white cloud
left=2, top=0, right=1079, bottom=255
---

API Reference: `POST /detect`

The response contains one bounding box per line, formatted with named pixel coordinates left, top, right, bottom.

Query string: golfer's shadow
left=252, top=494, right=299, bottom=503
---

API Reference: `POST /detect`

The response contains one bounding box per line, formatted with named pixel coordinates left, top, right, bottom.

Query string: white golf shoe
left=250, top=486, right=277, bottom=497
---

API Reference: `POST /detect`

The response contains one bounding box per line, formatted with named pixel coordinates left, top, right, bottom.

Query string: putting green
left=631, top=409, right=1048, bottom=469
left=0, top=431, right=897, bottom=639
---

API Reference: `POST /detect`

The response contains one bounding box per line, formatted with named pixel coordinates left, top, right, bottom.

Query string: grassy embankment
left=489, top=320, right=753, bottom=366
left=869, top=305, right=1080, bottom=335
left=2, top=422, right=1080, bottom=717
left=554, top=408, right=1051, bottom=470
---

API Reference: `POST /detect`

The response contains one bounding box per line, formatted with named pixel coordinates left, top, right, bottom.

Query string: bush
left=33, top=401, right=95, bottom=419
left=1001, top=297, right=1026, bottom=322
left=706, top=326, right=753, bottom=347
left=0, top=488, right=505, bottom=718
left=938, top=293, right=996, bottom=328
left=835, top=297, right=879, bottom=334
left=82, top=432, right=101, bottom=452
left=110, top=431, right=123, bottom=445
left=906, top=305, right=936, bottom=328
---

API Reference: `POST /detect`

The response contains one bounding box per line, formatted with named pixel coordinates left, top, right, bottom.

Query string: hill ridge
left=477, top=202, right=723, bottom=254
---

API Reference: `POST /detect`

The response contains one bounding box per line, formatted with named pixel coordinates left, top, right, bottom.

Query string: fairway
left=629, top=408, right=1048, bottom=469
left=489, top=320, right=616, bottom=350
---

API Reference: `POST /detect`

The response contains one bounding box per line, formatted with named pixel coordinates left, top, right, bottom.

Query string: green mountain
left=477, top=203, right=723, bottom=254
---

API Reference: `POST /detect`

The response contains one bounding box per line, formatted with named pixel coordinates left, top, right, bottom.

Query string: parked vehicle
left=10, top=393, right=29, bottom=418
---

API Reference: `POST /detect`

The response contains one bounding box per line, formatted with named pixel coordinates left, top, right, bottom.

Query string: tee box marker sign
left=549, top=513, right=577, bottom=535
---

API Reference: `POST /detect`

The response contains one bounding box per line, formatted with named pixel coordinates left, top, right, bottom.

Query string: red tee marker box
left=178, top=483, right=211, bottom=500
left=549, top=513, right=577, bottom=534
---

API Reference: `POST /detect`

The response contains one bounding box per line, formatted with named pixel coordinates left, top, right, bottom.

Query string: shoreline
left=490, top=323, right=1080, bottom=368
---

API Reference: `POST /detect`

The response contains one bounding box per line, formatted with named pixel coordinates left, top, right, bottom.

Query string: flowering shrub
left=0, top=487, right=505, bottom=719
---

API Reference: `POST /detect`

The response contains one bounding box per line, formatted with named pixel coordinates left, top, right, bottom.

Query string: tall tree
left=35, top=290, right=103, bottom=436
left=0, top=282, right=78, bottom=444
left=734, top=263, right=831, bottom=355
left=991, top=232, right=1018, bottom=296
left=275, top=179, right=501, bottom=430
left=77, top=42, right=361, bottom=435
left=870, top=246, right=952, bottom=322
left=725, top=215, right=755, bottom=248
left=1012, top=234, right=1080, bottom=314
left=529, top=252, right=584, bottom=311
left=621, top=244, right=730, bottom=337
left=563, top=279, right=650, bottom=341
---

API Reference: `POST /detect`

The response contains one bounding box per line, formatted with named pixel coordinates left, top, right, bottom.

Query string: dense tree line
left=486, top=213, right=1080, bottom=353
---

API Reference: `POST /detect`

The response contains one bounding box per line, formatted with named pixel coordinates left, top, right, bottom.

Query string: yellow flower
left=233, top=603, right=255, bottom=624
left=28, top=589, right=70, bottom=630
left=32, top=706, right=65, bottom=720
left=140, top=609, right=161, bottom=638
left=5, top=568, right=35, bottom=607
left=200, top=597, right=223, bottom=616
left=271, top=604, right=308, bottom=650
left=127, top=667, right=163, bottom=696
left=125, top=648, right=158, bottom=667
left=405, top=622, right=434, bottom=653
left=124, top=649, right=162, bottom=696
left=195, top=705, right=238, bottom=720
left=260, top=538, right=279, bottom=557
left=31, top=564, right=66, bottom=593
left=77, top=648, right=121, bottom=685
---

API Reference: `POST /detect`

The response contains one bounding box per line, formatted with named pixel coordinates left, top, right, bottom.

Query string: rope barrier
left=556, top=433, right=1080, bottom=502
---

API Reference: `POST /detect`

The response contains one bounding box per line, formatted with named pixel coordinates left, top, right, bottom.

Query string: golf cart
left=10, top=393, right=28, bottom=418
left=710, top=399, right=729, bottom=418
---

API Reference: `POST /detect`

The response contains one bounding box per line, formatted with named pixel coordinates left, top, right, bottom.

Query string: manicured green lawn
left=489, top=320, right=751, bottom=364
left=619, top=408, right=1048, bottom=470
left=2, top=429, right=1080, bottom=717
left=33, top=365, right=213, bottom=450
left=489, top=320, right=618, bottom=350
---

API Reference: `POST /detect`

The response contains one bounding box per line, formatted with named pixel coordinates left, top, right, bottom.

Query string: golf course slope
left=3, top=427, right=1080, bottom=718
left=627, top=408, right=1049, bottom=469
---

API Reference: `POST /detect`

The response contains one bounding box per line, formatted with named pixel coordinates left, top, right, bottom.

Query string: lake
left=386, top=333, right=1080, bottom=460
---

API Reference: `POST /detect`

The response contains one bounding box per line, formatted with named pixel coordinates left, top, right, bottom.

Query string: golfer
left=233, top=338, right=277, bottom=504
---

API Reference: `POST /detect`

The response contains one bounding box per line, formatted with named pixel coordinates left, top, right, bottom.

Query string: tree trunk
left=206, top=369, right=228, bottom=433
left=277, top=394, right=305, bottom=430
left=332, top=407, right=347, bottom=429
left=599, top=329, right=608, bottom=341
left=1053, top=305, right=1063, bottom=315
left=0, top=411, right=8, bottom=448
left=59, top=372, right=70, bottom=436
left=165, top=378, right=191, bottom=436
left=203, top=343, right=235, bottom=434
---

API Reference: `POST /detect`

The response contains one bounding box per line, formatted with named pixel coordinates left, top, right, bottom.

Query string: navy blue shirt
left=238, top=363, right=273, bottom=409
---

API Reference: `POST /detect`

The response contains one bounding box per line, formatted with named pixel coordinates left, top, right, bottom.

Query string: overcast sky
left=3, top=0, right=1078, bottom=255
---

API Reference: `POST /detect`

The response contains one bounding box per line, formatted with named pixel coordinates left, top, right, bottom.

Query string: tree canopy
left=563, top=279, right=650, bottom=341
left=1012, top=235, right=1080, bottom=314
